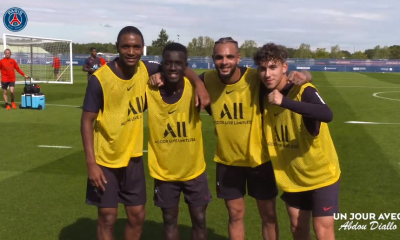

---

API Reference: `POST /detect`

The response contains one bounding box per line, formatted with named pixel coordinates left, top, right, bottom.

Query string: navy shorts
left=86, top=157, right=146, bottom=208
left=216, top=161, right=278, bottom=201
left=1, top=82, right=15, bottom=89
left=153, top=171, right=212, bottom=209
left=281, top=179, right=340, bottom=217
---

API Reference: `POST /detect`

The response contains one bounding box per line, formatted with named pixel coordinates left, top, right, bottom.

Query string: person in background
left=0, top=49, right=28, bottom=110
left=83, top=47, right=101, bottom=81
left=52, top=54, right=61, bottom=80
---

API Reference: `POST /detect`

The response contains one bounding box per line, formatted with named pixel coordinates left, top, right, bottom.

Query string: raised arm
left=287, top=70, right=313, bottom=85
left=148, top=65, right=210, bottom=111
left=268, top=87, right=332, bottom=122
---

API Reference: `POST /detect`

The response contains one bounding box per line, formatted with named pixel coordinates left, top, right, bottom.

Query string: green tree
left=150, top=28, right=173, bottom=55
left=187, top=36, right=214, bottom=57
left=313, top=48, right=329, bottom=59
left=239, top=40, right=258, bottom=58
left=364, top=49, right=374, bottom=59
left=294, top=43, right=312, bottom=58
left=329, top=45, right=344, bottom=59
left=388, top=45, right=400, bottom=59
left=341, top=50, right=351, bottom=58
left=351, top=51, right=367, bottom=59
left=287, top=48, right=297, bottom=58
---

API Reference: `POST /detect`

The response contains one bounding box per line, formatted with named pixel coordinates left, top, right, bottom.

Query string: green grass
left=1, top=67, right=400, bottom=239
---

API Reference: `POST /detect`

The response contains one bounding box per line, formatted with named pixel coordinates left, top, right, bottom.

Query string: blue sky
left=1, top=0, right=399, bottom=52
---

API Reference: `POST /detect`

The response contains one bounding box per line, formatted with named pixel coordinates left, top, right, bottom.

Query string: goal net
left=1, top=33, right=73, bottom=84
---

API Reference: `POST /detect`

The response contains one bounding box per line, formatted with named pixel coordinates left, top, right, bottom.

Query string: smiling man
left=197, top=37, right=313, bottom=240
left=81, top=26, right=210, bottom=240
left=255, top=43, right=340, bottom=240
left=81, top=26, right=154, bottom=240
left=146, top=42, right=210, bottom=240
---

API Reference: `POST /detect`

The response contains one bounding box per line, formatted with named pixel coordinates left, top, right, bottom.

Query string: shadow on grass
left=59, top=218, right=228, bottom=240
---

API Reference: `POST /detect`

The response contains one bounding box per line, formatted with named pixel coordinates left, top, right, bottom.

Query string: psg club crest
left=3, top=7, right=28, bottom=32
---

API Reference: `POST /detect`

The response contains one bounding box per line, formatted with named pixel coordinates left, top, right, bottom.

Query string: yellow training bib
left=264, top=83, right=341, bottom=192
left=204, top=68, right=268, bottom=167
left=93, top=61, right=148, bottom=168
left=146, top=78, right=206, bottom=181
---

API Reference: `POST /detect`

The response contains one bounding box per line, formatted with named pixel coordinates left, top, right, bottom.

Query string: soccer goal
left=2, top=33, right=73, bottom=84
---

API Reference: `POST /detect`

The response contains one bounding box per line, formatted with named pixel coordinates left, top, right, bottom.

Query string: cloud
left=0, top=0, right=399, bottom=51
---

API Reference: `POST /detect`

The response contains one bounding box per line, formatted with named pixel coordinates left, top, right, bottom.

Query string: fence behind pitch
left=9, top=53, right=400, bottom=73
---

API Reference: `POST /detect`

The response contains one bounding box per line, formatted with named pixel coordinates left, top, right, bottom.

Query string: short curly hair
left=253, top=43, right=288, bottom=66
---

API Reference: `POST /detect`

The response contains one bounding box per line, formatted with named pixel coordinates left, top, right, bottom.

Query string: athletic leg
left=188, top=205, right=208, bottom=240
left=97, top=207, right=118, bottom=240
left=162, top=207, right=180, bottom=240
left=119, top=157, right=147, bottom=240
left=10, top=86, right=15, bottom=103
left=125, top=205, right=146, bottom=240
left=86, top=165, right=120, bottom=240
left=9, top=83, right=16, bottom=108
left=312, top=180, right=340, bottom=240
left=256, top=199, right=278, bottom=240
left=153, top=176, right=182, bottom=240
left=225, top=199, right=246, bottom=240
left=183, top=171, right=212, bottom=240
left=281, top=192, right=313, bottom=240
left=1, top=82, right=8, bottom=107
left=3, top=89, right=8, bottom=105
left=216, top=163, right=247, bottom=240
left=247, top=161, right=279, bottom=240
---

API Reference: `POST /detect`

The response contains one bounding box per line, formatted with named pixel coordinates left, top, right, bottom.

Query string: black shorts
left=86, top=157, right=146, bottom=208
left=54, top=68, right=59, bottom=74
left=281, top=179, right=340, bottom=217
left=153, top=171, right=212, bottom=209
left=1, top=82, right=15, bottom=89
left=216, top=161, right=278, bottom=200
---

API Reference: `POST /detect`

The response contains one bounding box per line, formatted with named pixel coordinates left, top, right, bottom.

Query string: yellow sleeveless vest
left=93, top=61, right=148, bottom=168
left=204, top=68, right=269, bottom=167
left=264, top=83, right=341, bottom=192
left=146, top=78, right=206, bottom=181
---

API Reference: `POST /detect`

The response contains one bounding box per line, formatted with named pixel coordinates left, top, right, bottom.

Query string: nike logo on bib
left=168, top=110, right=177, bottom=114
left=127, top=84, right=135, bottom=91
left=226, top=90, right=235, bottom=94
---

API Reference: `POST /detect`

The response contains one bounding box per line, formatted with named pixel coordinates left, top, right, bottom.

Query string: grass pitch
left=0, top=67, right=400, bottom=239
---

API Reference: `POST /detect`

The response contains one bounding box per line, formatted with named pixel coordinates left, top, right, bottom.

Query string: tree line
left=72, top=29, right=400, bottom=59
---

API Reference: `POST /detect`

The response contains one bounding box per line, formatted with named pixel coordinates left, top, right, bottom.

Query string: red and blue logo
left=3, top=7, right=28, bottom=32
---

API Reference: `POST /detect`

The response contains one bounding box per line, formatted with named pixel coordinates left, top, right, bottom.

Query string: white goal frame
left=3, top=33, right=73, bottom=84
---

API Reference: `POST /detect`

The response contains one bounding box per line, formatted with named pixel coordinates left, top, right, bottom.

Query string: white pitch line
left=38, top=145, right=72, bottom=148
left=372, top=91, right=400, bottom=102
left=0, top=100, right=81, bottom=108
left=344, top=121, right=400, bottom=124
left=314, top=85, right=400, bottom=88
left=143, top=150, right=148, bottom=152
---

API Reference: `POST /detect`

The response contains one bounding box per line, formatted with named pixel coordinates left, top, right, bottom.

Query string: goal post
left=2, top=33, right=73, bottom=84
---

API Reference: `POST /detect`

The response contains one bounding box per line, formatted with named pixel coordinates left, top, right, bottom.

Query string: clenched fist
left=268, top=89, right=283, bottom=106
left=288, top=71, right=309, bottom=85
